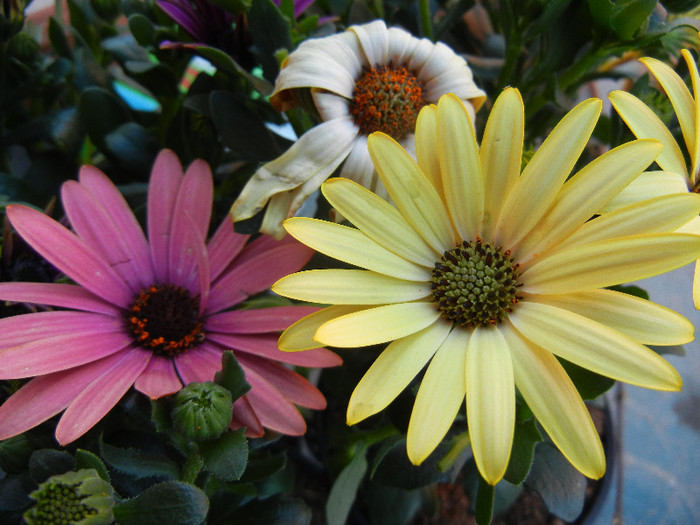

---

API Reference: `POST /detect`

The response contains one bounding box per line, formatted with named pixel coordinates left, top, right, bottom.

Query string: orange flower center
left=126, top=284, right=204, bottom=356
left=350, top=64, right=425, bottom=140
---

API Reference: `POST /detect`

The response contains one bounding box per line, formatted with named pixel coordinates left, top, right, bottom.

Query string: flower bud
left=171, top=381, right=233, bottom=441
left=24, top=469, right=115, bottom=525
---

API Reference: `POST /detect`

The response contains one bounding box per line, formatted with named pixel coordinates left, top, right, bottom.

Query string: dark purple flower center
left=125, top=284, right=204, bottom=356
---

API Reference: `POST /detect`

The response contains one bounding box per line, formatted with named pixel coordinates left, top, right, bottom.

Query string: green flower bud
left=8, top=31, right=39, bottom=63
left=171, top=382, right=233, bottom=441
left=24, top=469, right=115, bottom=525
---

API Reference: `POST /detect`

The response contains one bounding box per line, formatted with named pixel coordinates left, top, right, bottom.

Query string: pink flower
left=0, top=149, right=340, bottom=445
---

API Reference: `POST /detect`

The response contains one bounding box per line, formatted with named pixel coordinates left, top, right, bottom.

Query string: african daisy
left=230, top=19, right=486, bottom=238
left=272, top=90, right=700, bottom=485
left=0, top=149, right=340, bottom=445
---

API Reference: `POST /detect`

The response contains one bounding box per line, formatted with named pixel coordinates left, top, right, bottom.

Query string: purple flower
left=0, top=149, right=340, bottom=445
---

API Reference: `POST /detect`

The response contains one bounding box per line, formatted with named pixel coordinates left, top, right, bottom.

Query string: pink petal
left=147, top=150, right=185, bottom=282
left=206, top=306, right=321, bottom=334
left=133, top=355, right=182, bottom=398
left=0, top=330, right=133, bottom=379
left=207, top=217, right=249, bottom=282
left=78, top=165, right=156, bottom=286
left=6, top=205, right=134, bottom=308
left=167, top=159, right=213, bottom=286
left=206, top=332, right=342, bottom=368
left=243, top=370, right=307, bottom=436
left=0, top=283, right=119, bottom=315
left=173, top=343, right=224, bottom=384
left=230, top=395, right=264, bottom=437
left=0, top=310, right=122, bottom=349
left=207, top=238, right=314, bottom=313
left=237, top=353, right=326, bottom=409
left=62, top=180, right=149, bottom=291
left=173, top=212, right=211, bottom=311
left=0, top=352, right=128, bottom=440
left=55, top=347, right=151, bottom=444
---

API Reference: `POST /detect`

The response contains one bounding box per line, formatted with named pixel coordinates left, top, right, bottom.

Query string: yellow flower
left=272, top=89, right=700, bottom=485
left=609, top=40, right=700, bottom=305
left=230, top=19, right=485, bottom=238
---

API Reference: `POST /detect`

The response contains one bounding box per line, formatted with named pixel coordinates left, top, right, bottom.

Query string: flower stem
left=419, top=0, right=434, bottom=40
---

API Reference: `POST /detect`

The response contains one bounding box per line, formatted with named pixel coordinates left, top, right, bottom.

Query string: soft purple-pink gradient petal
left=0, top=149, right=338, bottom=444
left=55, top=348, right=151, bottom=445
left=6, top=205, right=133, bottom=308
left=0, top=283, right=120, bottom=315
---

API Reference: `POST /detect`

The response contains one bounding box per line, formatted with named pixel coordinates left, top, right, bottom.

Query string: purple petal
left=206, top=332, right=342, bottom=368
left=173, top=343, right=223, bottom=384
left=62, top=180, right=147, bottom=291
left=6, top=205, right=134, bottom=308
left=0, top=283, right=120, bottom=315
left=293, top=0, right=316, bottom=17
left=133, top=355, right=182, bottom=399
left=167, top=159, right=213, bottom=286
left=230, top=395, right=264, bottom=437
left=0, top=329, right=133, bottom=379
left=206, top=306, right=320, bottom=334
left=55, top=347, right=150, bottom=444
left=0, top=352, right=127, bottom=441
left=243, top=369, right=307, bottom=435
left=0, top=311, right=122, bottom=349
left=238, top=353, right=326, bottom=409
left=207, top=236, right=314, bottom=313
left=207, top=217, right=249, bottom=282
left=156, top=0, right=208, bottom=42
left=78, top=165, right=155, bottom=286
left=147, top=150, right=185, bottom=282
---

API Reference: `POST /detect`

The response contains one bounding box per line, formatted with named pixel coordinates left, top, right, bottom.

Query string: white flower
left=230, top=19, right=485, bottom=238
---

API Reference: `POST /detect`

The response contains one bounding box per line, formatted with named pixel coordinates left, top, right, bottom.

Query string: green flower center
left=430, top=238, right=521, bottom=328
left=27, top=482, right=97, bottom=525
left=349, top=64, right=425, bottom=140
left=125, top=284, right=204, bottom=356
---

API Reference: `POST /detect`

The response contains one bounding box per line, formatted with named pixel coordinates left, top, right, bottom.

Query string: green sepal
left=200, top=429, right=249, bottom=481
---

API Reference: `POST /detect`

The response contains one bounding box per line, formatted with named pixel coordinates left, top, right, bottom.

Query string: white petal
left=351, top=19, right=388, bottom=66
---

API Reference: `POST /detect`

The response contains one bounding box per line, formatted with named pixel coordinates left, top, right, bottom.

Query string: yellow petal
left=466, top=326, right=515, bottom=485
left=609, top=90, right=688, bottom=177
left=315, top=301, right=442, bottom=347
left=694, top=260, right=700, bottom=310
left=368, top=133, right=456, bottom=252
left=272, top=269, right=430, bottom=304
left=480, top=88, right=524, bottom=239
left=558, top=193, right=700, bottom=252
left=518, top=139, right=662, bottom=259
left=415, top=104, right=443, bottom=199
left=528, top=289, right=694, bottom=346
left=407, top=327, right=469, bottom=464
left=322, top=178, right=438, bottom=266
left=496, top=98, right=601, bottom=247
left=509, top=301, right=682, bottom=391
left=681, top=49, right=700, bottom=185
left=502, top=322, right=605, bottom=480
left=599, top=170, right=689, bottom=214
left=523, top=234, right=700, bottom=293
left=283, top=217, right=432, bottom=281
left=437, top=93, right=484, bottom=240
left=347, top=319, right=452, bottom=424
left=641, top=56, right=696, bottom=171
left=278, top=305, right=369, bottom=351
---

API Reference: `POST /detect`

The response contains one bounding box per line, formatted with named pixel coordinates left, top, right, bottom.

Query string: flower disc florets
left=125, top=284, right=204, bottom=356
left=350, top=64, right=425, bottom=140
left=431, top=238, right=520, bottom=328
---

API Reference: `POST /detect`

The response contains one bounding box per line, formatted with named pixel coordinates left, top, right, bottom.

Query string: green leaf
left=67, top=0, right=99, bottom=50
left=326, top=449, right=368, bottom=525
left=206, top=0, right=252, bottom=13
left=27, top=449, right=75, bottom=484
left=248, top=0, right=293, bottom=82
left=214, top=351, right=251, bottom=402
left=0, top=434, right=33, bottom=474
left=113, top=481, right=209, bottom=525
left=525, top=442, right=587, bottom=521
left=209, top=90, right=289, bottom=161
left=75, top=449, right=111, bottom=482
left=200, top=430, right=249, bottom=481
left=524, top=0, right=574, bottom=38
left=98, top=439, right=179, bottom=480
left=103, top=122, right=160, bottom=172
left=79, top=87, right=132, bottom=152
left=610, top=0, right=656, bottom=40
left=371, top=438, right=450, bottom=490
left=48, top=17, right=73, bottom=58
left=504, top=416, right=542, bottom=485
left=366, top=481, right=424, bottom=525
left=233, top=496, right=311, bottom=525
left=128, top=14, right=157, bottom=47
